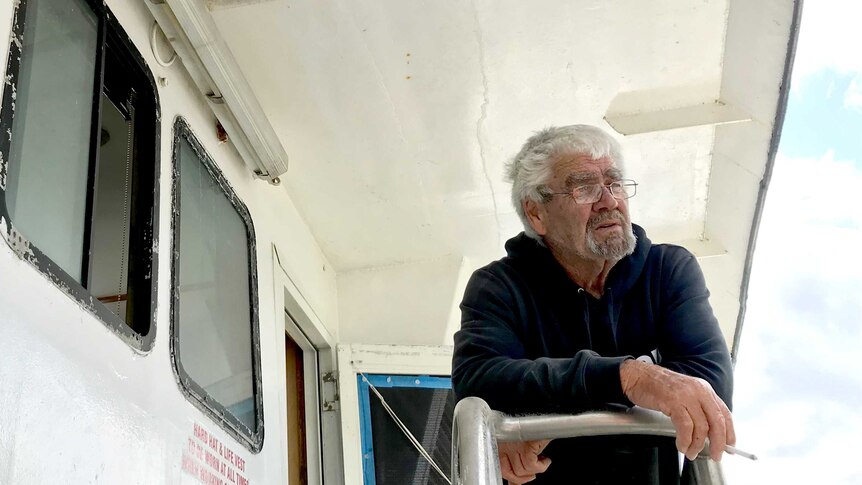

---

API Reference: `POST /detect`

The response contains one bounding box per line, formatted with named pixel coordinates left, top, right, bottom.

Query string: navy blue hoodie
left=452, top=225, right=733, bottom=484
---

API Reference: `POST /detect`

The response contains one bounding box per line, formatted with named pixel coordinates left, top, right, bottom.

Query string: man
left=452, top=125, right=735, bottom=484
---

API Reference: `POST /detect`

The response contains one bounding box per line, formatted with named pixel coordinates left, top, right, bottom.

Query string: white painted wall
left=337, top=256, right=473, bottom=346
left=0, top=1, right=339, bottom=484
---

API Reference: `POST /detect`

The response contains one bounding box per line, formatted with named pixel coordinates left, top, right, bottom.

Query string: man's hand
left=620, top=359, right=735, bottom=462
left=497, top=439, right=552, bottom=484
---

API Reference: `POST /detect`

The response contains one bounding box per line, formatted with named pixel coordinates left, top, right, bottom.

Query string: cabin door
left=285, top=311, right=319, bottom=484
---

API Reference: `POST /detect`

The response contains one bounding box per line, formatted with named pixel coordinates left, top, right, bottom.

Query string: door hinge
left=322, top=371, right=339, bottom=412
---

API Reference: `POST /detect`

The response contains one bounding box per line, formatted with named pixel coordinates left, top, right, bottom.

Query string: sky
left=722, top=1, right=862, bottom=483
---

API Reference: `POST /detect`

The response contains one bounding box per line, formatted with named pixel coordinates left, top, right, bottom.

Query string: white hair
left=505, top=125, right=625, bottom=241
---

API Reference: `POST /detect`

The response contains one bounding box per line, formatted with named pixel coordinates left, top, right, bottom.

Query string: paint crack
left=470, top=1, right=502, bottom=248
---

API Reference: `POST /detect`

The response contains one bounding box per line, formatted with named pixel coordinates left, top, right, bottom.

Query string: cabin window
left=0, top=0, right=159, bottom=349
left=171, top=118, right=263, bottom=452
left=357, top=374, right=455, bottom=484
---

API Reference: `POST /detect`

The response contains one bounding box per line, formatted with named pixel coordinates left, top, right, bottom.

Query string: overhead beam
left=604, top=83, right=752, bottom=135
left=605, top=101, right=751, bottom=136
left=672, top=237, right=728, bottom=260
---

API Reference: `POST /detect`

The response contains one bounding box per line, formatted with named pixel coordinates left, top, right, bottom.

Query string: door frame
left=272, top=244, right=342, bottom=485
left=285, top=312, right=318, bottom=484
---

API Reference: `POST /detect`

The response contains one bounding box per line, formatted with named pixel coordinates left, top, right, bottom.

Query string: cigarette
left=725, top=445, right=758, bottom=461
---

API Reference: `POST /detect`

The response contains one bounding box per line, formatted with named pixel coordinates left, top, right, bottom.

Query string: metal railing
left=451, top=397, right=725, bottom=485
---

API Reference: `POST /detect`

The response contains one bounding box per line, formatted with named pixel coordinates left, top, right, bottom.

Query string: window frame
left=0, top=0, right=161, bottom=352
left=170, top=116, right=265, bottom=453
left=357, top=374, right=454, bottom=485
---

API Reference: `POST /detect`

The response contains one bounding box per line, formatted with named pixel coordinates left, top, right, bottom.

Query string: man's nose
left=593, top=185, right=619, bottom=211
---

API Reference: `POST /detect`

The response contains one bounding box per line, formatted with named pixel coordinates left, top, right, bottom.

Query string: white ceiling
left=210, top=0, right=731, bottom=271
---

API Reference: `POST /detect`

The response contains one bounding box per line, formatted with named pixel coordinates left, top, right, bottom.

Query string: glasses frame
left=547, top=179, right=638, bottom=205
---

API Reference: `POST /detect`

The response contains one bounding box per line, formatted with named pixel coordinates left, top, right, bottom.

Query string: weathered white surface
left=0, top=0, right=339, bottom=483
left=338, top=255, right=464, bottom=346
left=212, top=0, right=729, bottom=271
left=0, top=0, right=12, bottom=71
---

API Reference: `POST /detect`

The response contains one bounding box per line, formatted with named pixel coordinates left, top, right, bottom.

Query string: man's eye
left=573, top=185, right=598, bottom=197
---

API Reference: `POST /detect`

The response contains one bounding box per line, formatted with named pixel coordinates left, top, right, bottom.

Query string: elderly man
left=452, top=125, right=735, bottom=484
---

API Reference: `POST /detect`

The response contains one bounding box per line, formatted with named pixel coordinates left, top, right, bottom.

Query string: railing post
left=451, top=397, right=503, bottom=485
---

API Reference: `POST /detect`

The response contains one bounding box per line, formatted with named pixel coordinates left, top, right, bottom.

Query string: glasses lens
left=611, top=181, right=636, bottom=199
left=573, top=184, right=603, bottom=204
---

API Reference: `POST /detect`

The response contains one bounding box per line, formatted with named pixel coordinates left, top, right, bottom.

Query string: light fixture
left=144, top=0, right=288, bottom=184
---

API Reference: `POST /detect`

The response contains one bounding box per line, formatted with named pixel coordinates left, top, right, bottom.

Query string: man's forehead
left=552, top=154, right=621, bottom=182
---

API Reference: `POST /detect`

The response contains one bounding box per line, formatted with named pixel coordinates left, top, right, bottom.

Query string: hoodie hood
left=504, top=223, right=652, bottom=296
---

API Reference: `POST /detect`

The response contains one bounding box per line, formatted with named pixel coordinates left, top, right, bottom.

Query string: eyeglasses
left=547, top=179, right=638, bottom=205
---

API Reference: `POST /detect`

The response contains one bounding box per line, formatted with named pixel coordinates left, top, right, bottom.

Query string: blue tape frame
left=357, top=374, right=452, bottom=485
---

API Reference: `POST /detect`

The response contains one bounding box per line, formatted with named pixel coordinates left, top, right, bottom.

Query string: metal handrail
left=451, top=397, right=725, bottom=485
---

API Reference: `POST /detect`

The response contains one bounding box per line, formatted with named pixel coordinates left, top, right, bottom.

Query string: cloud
left=791, top=0, right=862, bottom=86
left=844, top=76, right=862, bottom=111
left=724, top=150, right=862, bottom=484
left=725, top=404, right=862, bottom=484
left=759, top=151, right=862, bottom=231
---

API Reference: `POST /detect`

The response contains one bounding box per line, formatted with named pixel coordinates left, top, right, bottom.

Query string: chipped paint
left=6, top=225, right=35, bottom=261
left=0, top=151, right=6, bottom=190
left=0, top=1, right=22, bottom=194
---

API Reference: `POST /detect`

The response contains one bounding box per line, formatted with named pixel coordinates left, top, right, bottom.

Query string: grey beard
left=585, top=222, right=637, bottom=260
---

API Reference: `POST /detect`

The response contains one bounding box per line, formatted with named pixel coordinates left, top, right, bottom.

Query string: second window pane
left=176, top=135, right=257, bottom=433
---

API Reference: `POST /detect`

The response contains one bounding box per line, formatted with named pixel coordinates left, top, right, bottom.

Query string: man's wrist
left=619, top=358, right=650, bottom=396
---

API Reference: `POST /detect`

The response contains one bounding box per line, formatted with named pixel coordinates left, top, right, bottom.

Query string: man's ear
left=524, top=199, right=548, bottom=236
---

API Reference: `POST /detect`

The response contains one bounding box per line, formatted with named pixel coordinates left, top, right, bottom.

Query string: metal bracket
left=321, top=371, right=339, bottom=412
left=206, top=91, right=225, bottom=104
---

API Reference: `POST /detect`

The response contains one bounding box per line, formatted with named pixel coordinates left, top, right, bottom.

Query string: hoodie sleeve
left=657, top=250, right=734, bottom=409
left=452, top=267, right=632, bottom=414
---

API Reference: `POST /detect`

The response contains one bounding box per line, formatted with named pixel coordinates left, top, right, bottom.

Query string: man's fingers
left=702, top=399, right=727, bottom=462
left=536, top=455, right=552, bottom=474
left=497, top=441, right=551, bottom=484
left=521, top=442, right=552, bottom=471
left=500, top=453, right=536, bottom=485
left=529, top=439, right=552, bottom=454
left=719, top=397, right=736, bottom=447
left=500, top=453, right=517, bottom=481
left=685, top=400, right=710, bottom=461
left=506, top=448, right=530, bottom=477
left=671, top=409, right=694, bottom=457
left=515, top=449, right=531, bottom=476
left=502, top=448, right=527, bottom=476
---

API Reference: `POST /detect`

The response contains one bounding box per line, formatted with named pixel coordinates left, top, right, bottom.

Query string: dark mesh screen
left=368, top=386, right=454, bottom=484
